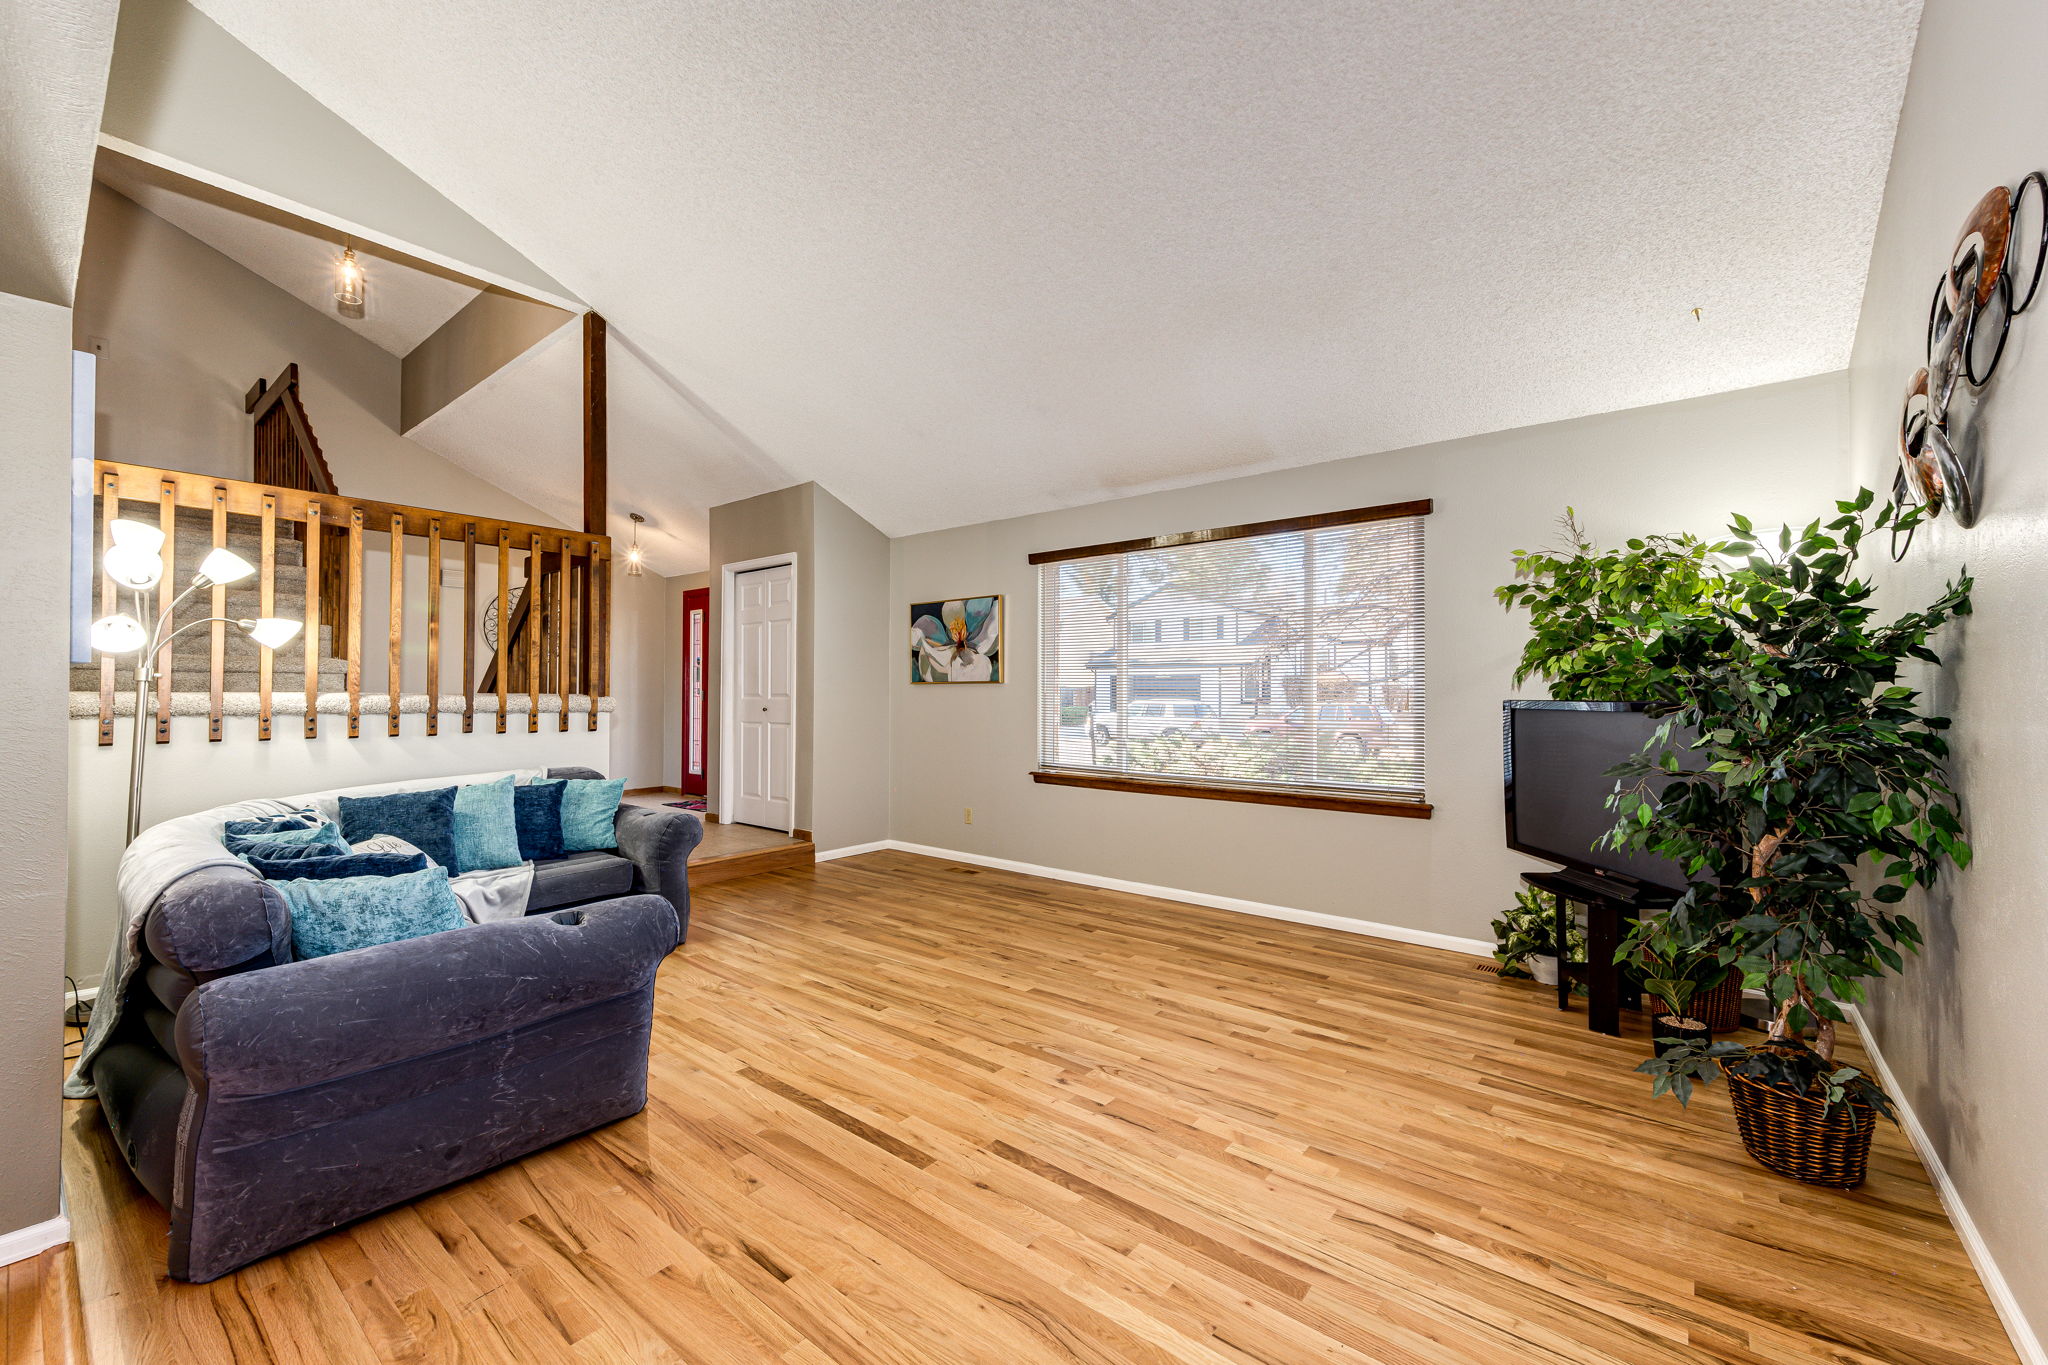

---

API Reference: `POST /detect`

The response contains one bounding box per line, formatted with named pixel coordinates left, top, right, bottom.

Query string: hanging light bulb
left=625, top=512, right=646, bottom=577
left=334, top=240, right=366, bottom=317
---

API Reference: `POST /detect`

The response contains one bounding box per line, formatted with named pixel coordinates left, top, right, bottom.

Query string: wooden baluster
left=527, top=532, right=542, bottom=733
left=347, top=507, right=364, bottom=738
left=496, top=530, right=510, bottom=734
left=97, top=471, right=118, bottom=746
left=388, top=511, right=404, bottom=737
left=463, top=524, right=476, bottom=734
left=586, top=542, right=601, bottom=732
left=208, top=488, right=227, bottom=742
left=558, top=536, right=574, bottom=731
left=595, top=543, right=610, bottom=730
left=156, top=479, right=175, bottom=744
left=426, top=518, right=442, bottom=737
left=304, top=502, right=322, bottom=738
left=258, top=493, right=276, bottom=741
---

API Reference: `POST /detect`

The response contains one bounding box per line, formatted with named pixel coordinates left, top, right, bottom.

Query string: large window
left=1032, top=500, right=1429, bottom=817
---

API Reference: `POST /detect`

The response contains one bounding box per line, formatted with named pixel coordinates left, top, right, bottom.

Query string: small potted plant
left=1628, top=916, right=1735, bottom=1056
left=1491, top=887, right=1583, bottom=986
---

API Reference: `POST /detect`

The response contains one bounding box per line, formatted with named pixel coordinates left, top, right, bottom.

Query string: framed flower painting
left=910, top=596, right=1002, bottom=683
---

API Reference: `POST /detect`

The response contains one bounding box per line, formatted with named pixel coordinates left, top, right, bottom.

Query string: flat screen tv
left=1502, top=700, right=1700, bottom=896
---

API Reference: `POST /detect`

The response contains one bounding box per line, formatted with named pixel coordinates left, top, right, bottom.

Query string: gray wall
left=704, top=484, right=892, bottom=848
left=0, top=291, right=78, bottom=1243
left=810, top=487, right=893, bottom=851
left=706, top=484, right=814, bottom=828
left=400, top=288, right=572, bottom=432
left=888, top=375, right=1849, bottom=945
left=1846, top=0, right=2048, bottom=1345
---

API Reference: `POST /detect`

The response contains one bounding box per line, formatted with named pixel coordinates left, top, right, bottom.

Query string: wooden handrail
left=91, top=461, right=612, bottom=747
left=95, top=462, right=610, bottom=558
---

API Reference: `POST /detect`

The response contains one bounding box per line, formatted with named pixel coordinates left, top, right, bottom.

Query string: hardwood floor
left=55, top=851, right=2014, bottom=1365
left=2, top=1248, right=84, bottom=1365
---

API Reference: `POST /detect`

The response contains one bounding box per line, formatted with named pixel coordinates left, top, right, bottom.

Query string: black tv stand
left=1521, top=870, right=1672, bottom=1036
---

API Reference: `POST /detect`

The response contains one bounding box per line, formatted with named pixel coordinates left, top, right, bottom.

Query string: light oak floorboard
left=56, top=850, right=2014, bottom=1365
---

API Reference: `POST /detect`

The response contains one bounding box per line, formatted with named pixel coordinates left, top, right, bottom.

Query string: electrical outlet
left=963, top=807, right=974, bottom=825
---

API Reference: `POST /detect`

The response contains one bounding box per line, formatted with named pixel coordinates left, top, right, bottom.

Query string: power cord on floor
left=63, top=974, right=89, bottom=1063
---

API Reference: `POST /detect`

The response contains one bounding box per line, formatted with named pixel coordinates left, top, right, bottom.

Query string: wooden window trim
left=1030, top=769, right=1433, bottom=819
left=1026, top=498, right=1432, bottom=566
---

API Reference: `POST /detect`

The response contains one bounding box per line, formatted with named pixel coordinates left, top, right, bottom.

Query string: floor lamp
left=90, top=518, right=303, bottom=845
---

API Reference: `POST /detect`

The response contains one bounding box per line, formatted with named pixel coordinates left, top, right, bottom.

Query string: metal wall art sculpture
left=1893, top=172, right=2048, bottom=557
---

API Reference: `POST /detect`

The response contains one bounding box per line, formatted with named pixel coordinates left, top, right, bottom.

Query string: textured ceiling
left=191, top=1, right=1921, bottom=538
left=94, top=148, right=479, bottom=356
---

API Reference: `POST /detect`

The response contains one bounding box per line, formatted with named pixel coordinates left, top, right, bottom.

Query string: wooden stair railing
left=246, top=364, right=355, bottom=660
left=92, top=460, right=610, bottom=745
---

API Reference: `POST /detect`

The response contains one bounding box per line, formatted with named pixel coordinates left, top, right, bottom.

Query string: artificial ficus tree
left=1497, top=491, right=1972, bottom=1093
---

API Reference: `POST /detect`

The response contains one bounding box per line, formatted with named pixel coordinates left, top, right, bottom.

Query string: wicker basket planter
left=1692, top=976, right=1744, bottom=1033
left=1728, top=1069, right=1876, bottom=1188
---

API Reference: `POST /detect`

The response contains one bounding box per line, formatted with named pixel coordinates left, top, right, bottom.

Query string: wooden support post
left=583, top=312, right=607, bottom=535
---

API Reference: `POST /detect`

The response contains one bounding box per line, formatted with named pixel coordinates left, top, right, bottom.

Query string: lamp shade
left=196, top=547, right=257, bottom=586
left=245, top=617, right=303, bottom=650
left=90, top=613, right=147, bottom=654
left=109, top=519, right=167, bottom=554
left=103, top=544, right=165, bottom=590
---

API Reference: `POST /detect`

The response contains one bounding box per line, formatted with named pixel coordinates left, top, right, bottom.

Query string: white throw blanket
left=66, top=767, right=546, bottom=1099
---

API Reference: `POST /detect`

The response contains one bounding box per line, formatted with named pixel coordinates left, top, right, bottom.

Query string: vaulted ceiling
left=189, top=0, right=1922, bottom=541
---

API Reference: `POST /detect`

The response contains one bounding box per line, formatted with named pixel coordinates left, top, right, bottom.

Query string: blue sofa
left=86, top=766, right=700, bottom=1282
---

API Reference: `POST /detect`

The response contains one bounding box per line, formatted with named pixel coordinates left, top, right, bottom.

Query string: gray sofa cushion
left=530, top=851, right=636, bottom=911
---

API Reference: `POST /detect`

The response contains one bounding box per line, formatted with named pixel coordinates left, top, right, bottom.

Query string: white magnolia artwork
left=910, top=596, right=1002, bottom=683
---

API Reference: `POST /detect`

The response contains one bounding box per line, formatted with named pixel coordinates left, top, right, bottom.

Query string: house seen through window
left=1033, top=502, right=1427, bottom=810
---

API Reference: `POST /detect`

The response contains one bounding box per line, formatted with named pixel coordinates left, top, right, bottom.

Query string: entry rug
left=665, top=796, right=708, bottom=812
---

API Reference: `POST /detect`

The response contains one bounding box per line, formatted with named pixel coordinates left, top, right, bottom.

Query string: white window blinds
left=1035, top=505, right=1426, bottom=806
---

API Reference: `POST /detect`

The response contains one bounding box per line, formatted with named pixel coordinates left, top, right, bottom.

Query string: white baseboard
left=813, top=840, right=894, bottom=862
left=0, top=1216, right=70, bottom=1268
left=1843, top=1003, right=2043, bottom=1365
left=855, top=840, right=1493, bottom=957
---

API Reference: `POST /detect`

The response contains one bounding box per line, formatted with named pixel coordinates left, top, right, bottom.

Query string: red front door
left=681, top=587, right=709, bottom=795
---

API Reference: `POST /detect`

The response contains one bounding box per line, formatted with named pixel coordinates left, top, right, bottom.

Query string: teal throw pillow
left=225, top=821, right=348, bottom=859
left=452, top=776, right=522, bottom=873
left=559, top=778, right=625, bottom=852
left=277, top=865, right=466, bottom=960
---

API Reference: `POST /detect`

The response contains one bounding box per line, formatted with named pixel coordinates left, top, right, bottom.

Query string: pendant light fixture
left=334, top=238, right=366, bottom=318
left=625, top=513, right=647, bottom=577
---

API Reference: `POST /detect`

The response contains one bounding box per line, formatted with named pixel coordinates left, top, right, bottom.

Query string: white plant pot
left=1529, top=954, right=1560, bottom=987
